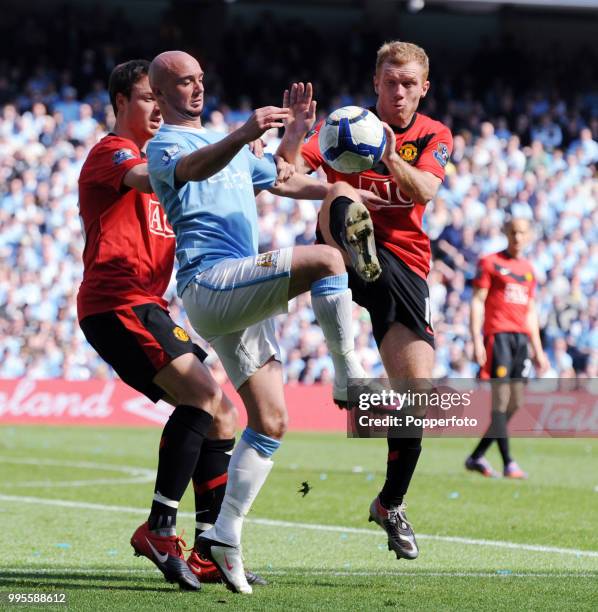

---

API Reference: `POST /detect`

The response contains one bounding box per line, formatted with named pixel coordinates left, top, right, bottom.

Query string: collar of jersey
left=161, top=123, right=206, bottom=134
left=368, top=106, right=418, bottom=134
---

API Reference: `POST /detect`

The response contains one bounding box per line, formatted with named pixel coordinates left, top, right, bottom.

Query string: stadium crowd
left=1, top=7, right=597, bottom=384
left=1, top=96, right=596, bottom=384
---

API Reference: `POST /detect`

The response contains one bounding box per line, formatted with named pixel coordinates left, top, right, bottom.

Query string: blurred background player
left=465, top=215, right=549, bottom=479
left=279, top=41, right=453, bottom=561
left=147, top=50, right=372, bottom=593
left=77, top=59, right=264, bottom=590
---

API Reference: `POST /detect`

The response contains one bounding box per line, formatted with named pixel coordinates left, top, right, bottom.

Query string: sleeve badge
left=161, top=144, right=181, bottom=165
left=112, top=148, right=136, bottom=165
left=432, top=143, right=450, bottom=168
left=304, top=128, right=317, bottom=143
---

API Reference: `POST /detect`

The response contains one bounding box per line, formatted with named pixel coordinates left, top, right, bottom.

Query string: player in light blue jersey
left=147, top=51, right=376, bottom=594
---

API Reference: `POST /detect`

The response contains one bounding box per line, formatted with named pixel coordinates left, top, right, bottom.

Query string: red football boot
left=130, top=522, right=200, bottom=590
left=187, top=547, right=268, bottom=586
left=186, top=549, right=223, bottom=583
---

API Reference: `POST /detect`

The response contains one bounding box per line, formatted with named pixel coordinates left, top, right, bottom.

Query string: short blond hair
left=375, top=41, right=429, bottom=80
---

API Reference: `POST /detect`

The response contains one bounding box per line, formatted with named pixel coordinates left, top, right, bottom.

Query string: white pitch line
left=0, top=494, right=597, bottom=559
left=2, top=478, right=153, bottom=489
left=0, top=456, right=153, bottom=477
left=0, top=567, right=595, bottom=579
left=247, top=517, right=598, bottom=558
left=0, top=457, right=154, bottom=489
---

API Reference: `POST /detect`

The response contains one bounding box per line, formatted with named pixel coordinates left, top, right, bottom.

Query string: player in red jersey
left=77, top=60, right=264, bottom=590
left=279, top=42, right=453, bottom=561
left=465, top=216, right=549, bottom=479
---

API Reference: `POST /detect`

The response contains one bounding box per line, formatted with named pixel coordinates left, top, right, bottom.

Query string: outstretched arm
left=277, top=82, right=316, bottom=174
left=175, top=106, right=290, bottom=184
left=268, top=171, right=330, bottom=200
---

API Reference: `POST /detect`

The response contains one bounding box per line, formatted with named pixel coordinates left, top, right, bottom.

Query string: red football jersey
left=302, top=110, right=453, bottom=279
left=77, top=134, right=175, bottom=320
left=474, top=250, right=536, bottom=336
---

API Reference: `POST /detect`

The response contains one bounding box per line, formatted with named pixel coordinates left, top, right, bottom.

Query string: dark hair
left=108, top=59, right=150, bottom=115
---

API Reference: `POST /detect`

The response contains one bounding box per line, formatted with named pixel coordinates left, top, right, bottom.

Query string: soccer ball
left=318, top=106, right=387, bottom=174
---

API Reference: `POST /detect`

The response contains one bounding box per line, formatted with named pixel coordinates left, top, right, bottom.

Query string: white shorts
left=182, top=248, right=293, bottom=388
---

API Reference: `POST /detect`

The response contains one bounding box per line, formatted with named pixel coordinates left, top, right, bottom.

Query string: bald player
left=466, top=215, right=549, bottom=479
left=146, top=51, right=373, bottom=594
left=77, top=59, right=249, bottom=591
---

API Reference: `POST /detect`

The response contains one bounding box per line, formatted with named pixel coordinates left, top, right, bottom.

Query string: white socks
left=208, top=438, right=273, bottom=546
left=311, top=286, right=366, bottom=387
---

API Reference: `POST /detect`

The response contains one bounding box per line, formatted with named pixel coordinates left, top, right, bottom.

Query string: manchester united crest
left=496, top=365, right=508, bottom=378
left=173, top=326, right=190, bottom=342
left=398, top=143, right=418, bottom=162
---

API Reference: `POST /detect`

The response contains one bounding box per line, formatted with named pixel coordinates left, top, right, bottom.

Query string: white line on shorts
left=0, top=493, right=597, bottom=559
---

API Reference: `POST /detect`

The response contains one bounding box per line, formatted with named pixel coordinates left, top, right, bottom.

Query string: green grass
left=0, top=426, right=597, bottom=610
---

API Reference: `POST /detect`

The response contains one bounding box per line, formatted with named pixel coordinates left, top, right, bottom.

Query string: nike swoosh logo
left=398, top=534, right=413, bottom=544
left=146, top=538, right=169, bottom=564
left=223, top=552, right=234, bottom=571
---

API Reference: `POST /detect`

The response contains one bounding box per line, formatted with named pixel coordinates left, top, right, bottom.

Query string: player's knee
left=317, top=244, right=345, bottom=276
left=180, top=375, right=222, bottom=413
left=212, top=394, right=238, bottom=438
left=329, top=181, right=356, bottom=200
left=260, top=409, right=288, bottom=440
left=203, top=378, right=223, bottom=411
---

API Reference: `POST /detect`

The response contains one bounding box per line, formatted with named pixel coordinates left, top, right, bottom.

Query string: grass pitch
left=0, top=426, right=596, bottom=610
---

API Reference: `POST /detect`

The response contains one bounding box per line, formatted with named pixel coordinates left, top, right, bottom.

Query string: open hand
left=283, top=82, right=317, bottom=135
left=356, top=188, right=388, bottom=211
left=241, top=106, right=290, bottom=142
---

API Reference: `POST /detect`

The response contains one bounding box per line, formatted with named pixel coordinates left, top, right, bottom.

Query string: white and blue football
left=318, top=106, right=387, bottom=174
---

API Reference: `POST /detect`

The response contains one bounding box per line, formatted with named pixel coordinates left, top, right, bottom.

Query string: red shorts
left=80, top=303, right=207, bottom=402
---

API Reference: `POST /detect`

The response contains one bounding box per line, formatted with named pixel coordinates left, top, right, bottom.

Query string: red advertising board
left=0, top=379, right=596, bottom=436
left=0, top=379, right=346, bottom=431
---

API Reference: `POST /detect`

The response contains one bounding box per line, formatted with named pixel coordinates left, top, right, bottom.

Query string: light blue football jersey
left=147, top=124, right=278, bottom=296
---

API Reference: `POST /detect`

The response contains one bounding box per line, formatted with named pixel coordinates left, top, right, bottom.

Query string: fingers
left=283, top=89, right=289, bottom=109
left=382, top=122, right=395, bottom=142
left=255, top=106, right=290, bottom=130
left=305, top=82, right=313, bottom=103
left=280, top=162, right=295, bottom=182
left=249, top=138, right=265, bottom=158
left=274, top=155, right=295, bottom=184
left=291, top=82, right=301, bottom=106
left=356, top=188, right=386, bottom=210
left=381, top=123, right=396, bottom=159
left=287, top=82, right=313, bottom=106
left=259, top=106, right=289, bottom=115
